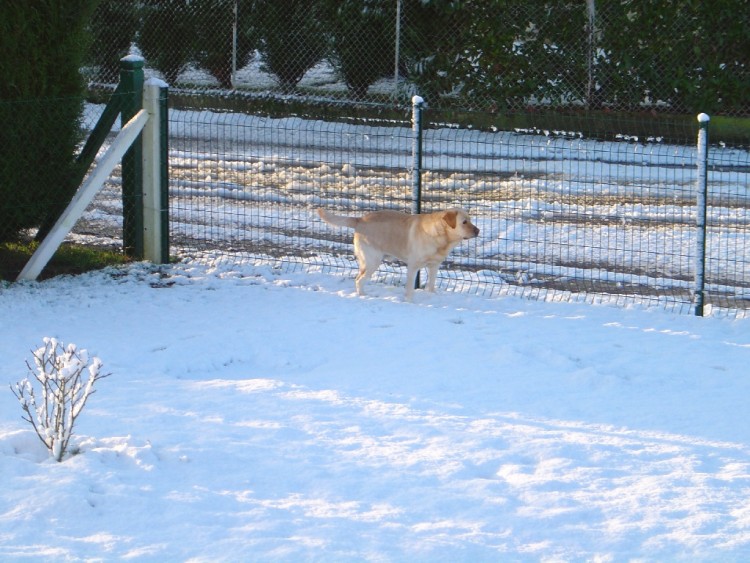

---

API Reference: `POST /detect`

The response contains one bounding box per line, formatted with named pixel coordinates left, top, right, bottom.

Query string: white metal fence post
left=17, top=111, right=149, bottom=281
left=142, top=78, right=170, bottom=264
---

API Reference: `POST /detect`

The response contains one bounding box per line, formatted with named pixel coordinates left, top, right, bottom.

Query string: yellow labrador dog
left=317, top=208, right=479, bottom=299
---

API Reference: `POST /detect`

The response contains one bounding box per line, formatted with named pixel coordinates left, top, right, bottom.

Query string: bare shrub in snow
left=10, top=338, right=109, bottom=462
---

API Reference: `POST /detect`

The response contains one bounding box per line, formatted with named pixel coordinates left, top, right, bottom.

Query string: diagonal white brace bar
left=17, top=109, right=149, bottom=281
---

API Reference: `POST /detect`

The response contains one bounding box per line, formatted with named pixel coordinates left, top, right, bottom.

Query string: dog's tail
left=317, top=208, right=360, bottom=229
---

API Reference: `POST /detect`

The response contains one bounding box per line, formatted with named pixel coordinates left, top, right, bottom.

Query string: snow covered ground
left=2, top=259, right=750, bottom=561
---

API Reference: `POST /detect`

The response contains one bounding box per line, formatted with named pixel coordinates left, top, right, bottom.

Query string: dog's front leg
left=404, top=265, right=419, bottom=301
left=425, top=262, right=439, bottom=292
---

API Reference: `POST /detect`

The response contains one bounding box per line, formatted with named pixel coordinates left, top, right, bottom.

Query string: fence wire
left=86, top=0, right=749, bottom=117
left=157, top=99, right=750, bottom=316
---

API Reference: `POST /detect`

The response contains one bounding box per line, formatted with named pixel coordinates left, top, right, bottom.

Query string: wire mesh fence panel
left=168, top=103, right=417, bottom=283
left=412, top=115, right=702, bottom=312
left=85, top=0, right=749, bottom=117
left=705, top=142, right=750, bottom=312
left=161, top=98, right=750, bottom=316
left=6, top=91, right=748, bottom=317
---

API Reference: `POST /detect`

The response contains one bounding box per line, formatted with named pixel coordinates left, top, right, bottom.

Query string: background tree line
left=88, top=0, right=749, bottom=115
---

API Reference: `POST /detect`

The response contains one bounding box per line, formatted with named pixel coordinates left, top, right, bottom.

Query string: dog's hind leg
left=354, top=238, right=383, bottom=296
left=404, top=264, right=421, bottom=301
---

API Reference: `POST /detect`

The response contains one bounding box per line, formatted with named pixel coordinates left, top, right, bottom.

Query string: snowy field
left=2, top=260, right=750, bottom=561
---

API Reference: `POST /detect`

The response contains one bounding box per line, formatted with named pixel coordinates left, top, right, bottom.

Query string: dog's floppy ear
left=443, top=210, right=457, bottom=229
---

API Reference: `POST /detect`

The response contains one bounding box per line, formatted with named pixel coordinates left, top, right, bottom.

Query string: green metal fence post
left=119, top=55, right=145, bottom=259
left=411, top=95, right=424, bottom=290
left=158, top=83, right=170, bottom=263
left=694, top=113, right=710, bottom=316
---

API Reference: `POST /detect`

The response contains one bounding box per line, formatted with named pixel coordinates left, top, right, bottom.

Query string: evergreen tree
left=140, top=0, right=197, bottom=85
left=247, top=0, right=327, bottom=93
left=323, top=0, right=395, bottom=99
left=0, top=0, right=98, bottom=242
left=194, top=0, right=255, bottom=89
left=86, top=0, right=140, bottom=84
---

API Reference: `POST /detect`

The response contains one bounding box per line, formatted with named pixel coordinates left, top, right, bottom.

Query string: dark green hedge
left=404, top=0, right=749, bottom=115
left=90, top=0, right=749, bottom=115
left=0, top=0, right=98, bottom=243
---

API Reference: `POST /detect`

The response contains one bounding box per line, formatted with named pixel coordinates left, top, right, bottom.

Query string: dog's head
left=443, top=209, right=480, bottom=240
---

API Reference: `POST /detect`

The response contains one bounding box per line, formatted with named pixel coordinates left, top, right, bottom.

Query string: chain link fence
left=85, top=0, right=749, bottom=116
